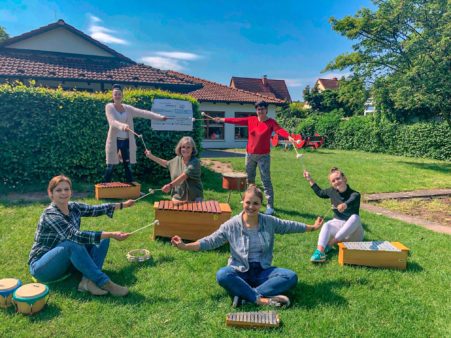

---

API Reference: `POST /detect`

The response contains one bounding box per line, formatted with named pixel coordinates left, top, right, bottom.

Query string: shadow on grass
left=291, top=279, right=357, bottom=309
left=399, top=161, right=451, bottom=174
left=274, top=208, right=320, bottom=220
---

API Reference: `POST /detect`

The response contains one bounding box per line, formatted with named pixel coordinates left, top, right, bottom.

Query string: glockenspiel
left=226, top=311, right=280, bottom=329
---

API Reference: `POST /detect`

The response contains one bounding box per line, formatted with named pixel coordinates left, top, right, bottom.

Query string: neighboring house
left=230, top=75, right=291, bottom=102
left=0, top=20, right=284, bottom=149
left=315, top=77, right=339, bottom=92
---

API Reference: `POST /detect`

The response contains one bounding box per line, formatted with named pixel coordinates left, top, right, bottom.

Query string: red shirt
left=224, top=116, right=289, bottom=154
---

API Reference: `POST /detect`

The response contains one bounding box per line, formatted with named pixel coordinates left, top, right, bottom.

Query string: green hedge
left=294, top=113, right=450, bottom=161
left=0, top=84, right=201, bottom=188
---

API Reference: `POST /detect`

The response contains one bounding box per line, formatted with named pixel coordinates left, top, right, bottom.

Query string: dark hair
left=329, top=167, right=346, bottom=179
left=242, top=184, right=264, bottom=204
left=254, top=100, right=268, bottom=108
left=112, top=84, right=122, bottom=91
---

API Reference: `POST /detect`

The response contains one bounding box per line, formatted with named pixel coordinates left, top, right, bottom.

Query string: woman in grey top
left=171, top=185, right=322, bottom=307
left=145, top=136, right=203, bottom=202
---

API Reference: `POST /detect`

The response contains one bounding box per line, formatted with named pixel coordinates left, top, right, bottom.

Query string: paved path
left=361, top=203, right=450, bottom=235
left=362, top=188, right=450, bottom=235
left=364, top=188, right=451, bottom=202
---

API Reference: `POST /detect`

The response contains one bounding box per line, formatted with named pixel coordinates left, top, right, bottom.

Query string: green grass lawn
left=0, top=149, right=450, bottom=337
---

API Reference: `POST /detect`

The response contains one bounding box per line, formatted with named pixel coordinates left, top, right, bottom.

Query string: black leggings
left=103, top=139, right=133, bottom=183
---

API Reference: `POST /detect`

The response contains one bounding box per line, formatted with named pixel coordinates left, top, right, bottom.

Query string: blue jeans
left=104, top=139, right=133, bottom=183
left=29, top=239, right=110, bottom=287
left=216, top=262, right=298, bottom=303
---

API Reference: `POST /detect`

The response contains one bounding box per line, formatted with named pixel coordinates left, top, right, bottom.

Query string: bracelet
left=169, top=183, right=173, bottom=189
left=120, top=202, right=123, bottom=210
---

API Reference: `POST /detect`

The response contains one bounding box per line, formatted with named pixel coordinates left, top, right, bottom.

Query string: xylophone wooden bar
left=95, top=182, right=141, bottom=200
left=226, top=311, right=280, bottom=329
left=153, top=200, right=231, bottom=241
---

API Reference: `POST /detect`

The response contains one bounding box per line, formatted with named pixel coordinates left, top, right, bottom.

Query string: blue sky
left=0, top=0, right=374, bottom=100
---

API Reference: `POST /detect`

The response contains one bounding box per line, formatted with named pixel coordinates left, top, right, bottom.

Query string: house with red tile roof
left=315, top=77, right=339, bottom=92
left=0, top=20, right=285, bottom=149
left=230, top=75, right=291, bottom=102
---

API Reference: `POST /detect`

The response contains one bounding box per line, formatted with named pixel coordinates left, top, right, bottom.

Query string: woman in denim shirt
left=171, top=185, right=323, bottom=307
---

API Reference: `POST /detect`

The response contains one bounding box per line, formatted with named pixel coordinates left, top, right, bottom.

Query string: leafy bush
left=0, top=83, right=201, bottom=188
left=293, top=112, right=450, bottom=160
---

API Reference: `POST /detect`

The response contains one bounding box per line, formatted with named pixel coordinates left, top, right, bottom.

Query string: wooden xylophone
left=153, top=200, right=232, bottom=240
left=226, top=311, right=280, bottom=329
left=95, top=182, right=141, bottom=200
left=338, top=241, right=410, bottom=270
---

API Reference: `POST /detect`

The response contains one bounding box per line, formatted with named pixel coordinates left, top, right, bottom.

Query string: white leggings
left=317, top=214, right=364, bottom=248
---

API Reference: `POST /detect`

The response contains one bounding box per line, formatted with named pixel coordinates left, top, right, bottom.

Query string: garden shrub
left=293, top=112, right=450, bottom=161
left=0, top=83, right=201, bottom=188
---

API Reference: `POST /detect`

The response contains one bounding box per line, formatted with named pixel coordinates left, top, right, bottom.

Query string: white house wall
left=199, top=102, right=277, bottom=149
left=7, top=28, right=115, bottom=57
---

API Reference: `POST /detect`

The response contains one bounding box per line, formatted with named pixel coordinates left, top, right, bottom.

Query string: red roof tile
left=167, top=71, right=285, bottom=105
left=0, top=49, right=199, bottom=89
left=230, top=76, right=291, bottom=102
left=316, top=78, right=339, bottom=90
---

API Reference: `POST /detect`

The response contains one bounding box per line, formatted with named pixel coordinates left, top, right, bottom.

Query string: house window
left=234, top=112, right=254, bottom=140
left=203, top=112, right=225, bottom=140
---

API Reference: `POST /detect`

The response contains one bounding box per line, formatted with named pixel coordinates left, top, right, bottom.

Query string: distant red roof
left=316, top=77, right=339, bottom=90
left=230, top=76, right=291, bottom=102
left=0, top=49, right=199, bottom=91
left=167, top=71, right=285, bottom=105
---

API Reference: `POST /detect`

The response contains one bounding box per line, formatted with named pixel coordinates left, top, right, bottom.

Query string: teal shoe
left=325, top=245, right=335, bottom=254
left=310, top=249, right=326, bottom=263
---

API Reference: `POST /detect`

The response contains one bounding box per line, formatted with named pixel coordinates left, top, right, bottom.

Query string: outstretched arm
left=145, top=149, right=168, bottom=167
left=171, top=236, right=200, bottom=251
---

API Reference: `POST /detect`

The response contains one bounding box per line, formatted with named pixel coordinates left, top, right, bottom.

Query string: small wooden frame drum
left=0, top=278, right=22, bottom=308
left=126, top=249, right=151, bottom=263
left=338, top=241, right=410, bottom=270
left=13, top=283, right=49, bottom=315
left=222, top=172, right=247, bottom=203
left=153, top=200, right=232, bottom=241
left=95, top=182, right=141, bottom=200
left=226, top=311, right=280, bottom=328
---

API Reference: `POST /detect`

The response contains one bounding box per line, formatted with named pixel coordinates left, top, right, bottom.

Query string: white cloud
left=140, top=51, right=202, bottom=71
left=141, top=56, right=185, bottom=71
left=284, top=79, right=304, bottom=87
left=154, top=51, right=201, bottom=61
left=87, top=14, right=128, bottom=45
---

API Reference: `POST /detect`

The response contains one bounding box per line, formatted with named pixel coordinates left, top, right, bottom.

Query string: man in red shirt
left=215, top=101, right=294, bottom=215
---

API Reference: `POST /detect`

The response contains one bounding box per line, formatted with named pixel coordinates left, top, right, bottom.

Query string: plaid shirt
left=28, top=202, right=115, bottom=265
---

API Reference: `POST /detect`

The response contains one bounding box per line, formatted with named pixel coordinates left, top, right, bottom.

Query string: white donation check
left=151, top=99, right=193, bottom=131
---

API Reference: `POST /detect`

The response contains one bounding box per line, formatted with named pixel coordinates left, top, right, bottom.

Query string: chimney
left=332, top=77, right=338, bottom=81
left=262, top=75, right=268, bottom=86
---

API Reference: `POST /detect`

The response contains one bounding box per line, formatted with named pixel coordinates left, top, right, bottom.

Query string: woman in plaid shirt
left=29, top=175, right=134, bottom=297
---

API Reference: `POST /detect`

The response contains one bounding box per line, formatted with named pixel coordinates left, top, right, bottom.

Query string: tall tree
left=337, top=76, right=368, bottom=116
left=0, top=26, right=9, bottom=42
left=325, top=0, right=450, bottom=122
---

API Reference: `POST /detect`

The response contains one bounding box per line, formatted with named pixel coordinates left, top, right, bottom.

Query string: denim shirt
left=199, top=212, right=307, bottom=272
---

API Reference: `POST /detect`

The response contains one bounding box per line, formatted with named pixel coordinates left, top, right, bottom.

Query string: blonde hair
left=47, top=175, right=72, bottom=197
left=242, top=184, right=264, bottom=204
left=175, top=136, right=198, bottom=156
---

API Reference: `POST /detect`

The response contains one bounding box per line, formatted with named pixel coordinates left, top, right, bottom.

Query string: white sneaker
left=265, top=207, right=274, bottom=215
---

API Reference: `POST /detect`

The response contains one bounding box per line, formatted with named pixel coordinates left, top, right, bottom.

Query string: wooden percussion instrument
left=222, top=172, right=247, bottom=203
left=338, top=241, right=410, bottom=270
left=226, top=311, right=280, bottom=329
left=153, top=200, right=232, bottom=240
left=95, top=182, right=141, bottom=200
left=13, top=283, right=49, bottom=315
left=0, top=278, right=22, bottom=308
